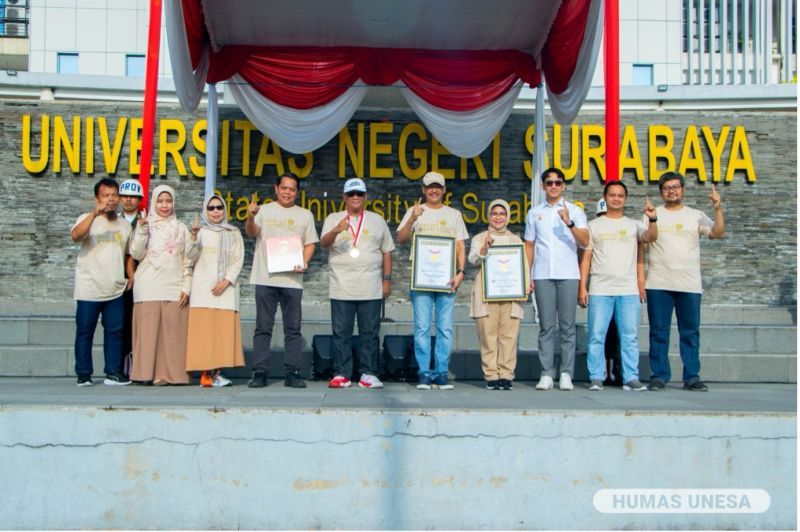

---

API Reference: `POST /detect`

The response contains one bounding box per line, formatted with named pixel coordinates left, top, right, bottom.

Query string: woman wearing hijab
left=185, top=195, right=245, bottom=387
left=468, top=199, right=531, bottom=390
left=129, top=184, right=196, bottom=384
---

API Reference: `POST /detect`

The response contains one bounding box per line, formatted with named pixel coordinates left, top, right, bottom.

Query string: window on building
left=57, top=53, right=79, bottom=74
left=632, top=64, right=654, bottom=86
left=126, top=54, right=145, bottom=77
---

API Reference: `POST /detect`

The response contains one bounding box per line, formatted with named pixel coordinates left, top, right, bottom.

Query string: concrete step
left=0, top=346, right=794, bottom=383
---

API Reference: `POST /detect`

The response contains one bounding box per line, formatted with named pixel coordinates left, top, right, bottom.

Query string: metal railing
left=684, top=0, right=796, bottom=84
left=0, top=0, right=29, bottom=38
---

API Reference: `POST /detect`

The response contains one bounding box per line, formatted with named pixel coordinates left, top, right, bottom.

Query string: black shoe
left=284, top=370, right=307, bottom=388
left=103, top=373, right=131, bottom=386
left=76, top=374, right=93, bottom=387
left=683, top=380, right=708, bottom=392
left=486, top=380, right=500, bottom=390
left=648, top=379, right=666, bottom=391
left=248, top=372, right=267, bottom=388
left=499, top=379, right=513, bottom=390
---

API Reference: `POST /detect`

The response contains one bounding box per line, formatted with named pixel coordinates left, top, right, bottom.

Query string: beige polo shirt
left=398, top=204, right=469, bottom=261
left=322, top=210, right=395, bottom=300
left=644, top=205, right=713, bottom=294
left=72, top=214, right=131, bottom=301
left=586, top=215, right=647, bottom=296
left=249, top=202, right=319, bottom=289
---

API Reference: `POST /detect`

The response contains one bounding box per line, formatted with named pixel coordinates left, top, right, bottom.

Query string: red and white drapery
left=165, top=0, right=603, bottom=159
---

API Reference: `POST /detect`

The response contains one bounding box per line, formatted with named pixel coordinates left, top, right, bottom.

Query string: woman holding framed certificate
left=468, top=199, right=530, bottom=391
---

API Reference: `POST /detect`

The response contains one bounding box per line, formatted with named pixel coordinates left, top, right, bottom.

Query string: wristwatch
left=648, top=216, right=658, bottom=223
left=567, top=221, right=575, bottom=228
left=383, top=274, right=392, bottom=281
left=456, top=269, right=465, bottom=275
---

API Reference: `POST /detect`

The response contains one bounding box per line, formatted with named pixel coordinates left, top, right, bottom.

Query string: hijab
left=487, top=199, right=511, bottom=236
left=202, top=194, right=237, bottom=281
left=143, top=184, right=181, bottom=269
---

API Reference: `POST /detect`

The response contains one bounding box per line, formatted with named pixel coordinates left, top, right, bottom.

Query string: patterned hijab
left=144, top=184, right=181, bottom=269
left=202, top=194, right=237, bottom=281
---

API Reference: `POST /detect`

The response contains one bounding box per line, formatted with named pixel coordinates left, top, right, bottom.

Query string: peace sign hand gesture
left=247, top=194, right=260, bottom=218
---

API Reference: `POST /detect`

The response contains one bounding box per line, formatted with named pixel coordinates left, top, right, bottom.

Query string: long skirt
left=185, top=308, right=245, bottom=372
left=131, top=301, right=190, bottom=384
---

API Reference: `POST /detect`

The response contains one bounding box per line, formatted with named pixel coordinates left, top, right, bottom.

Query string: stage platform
left=0, top=378, right=796, bottom=530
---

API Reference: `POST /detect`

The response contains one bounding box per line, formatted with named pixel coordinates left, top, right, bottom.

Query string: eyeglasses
left=206, top=205, right=225, bottom=211
left=544, top=180, right=564, bottom=187
left=345, top=191, right=365, bottom=197
left=662, top=185, right=683, bottom=192
left=490, top=211, right=507, bottom=217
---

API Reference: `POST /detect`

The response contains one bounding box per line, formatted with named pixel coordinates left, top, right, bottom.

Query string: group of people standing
left=70, top=167, right=724, bottom=392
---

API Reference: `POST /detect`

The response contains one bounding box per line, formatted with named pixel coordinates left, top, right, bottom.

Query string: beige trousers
left=131, top=301, right=190, bottom=384
left=475, top=302, right=520, bottom=381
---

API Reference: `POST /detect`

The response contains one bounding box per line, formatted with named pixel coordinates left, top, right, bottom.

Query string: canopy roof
left=166, top=0, right=603, bottom=156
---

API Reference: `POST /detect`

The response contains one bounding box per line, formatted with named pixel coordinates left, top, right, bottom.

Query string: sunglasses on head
left=345, top=191, right=365, bottom=197
left=206, top=204, right=225, bottom=211
left=544, top=180, right=564, bottom=187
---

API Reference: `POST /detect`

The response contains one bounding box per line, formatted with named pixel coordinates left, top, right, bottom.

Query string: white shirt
left=523, top=199, right=587, bottom=280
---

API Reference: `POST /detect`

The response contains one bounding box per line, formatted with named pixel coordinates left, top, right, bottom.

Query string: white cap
left=119, top=179, right=144, bottom=197
left=596, top=198, right=607, bottom=215
left=422, top=171, right=445, bottom=187
left=343, top=178, right=367, bottom=194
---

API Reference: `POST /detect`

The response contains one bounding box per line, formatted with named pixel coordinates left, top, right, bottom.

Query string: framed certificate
left=411, top=235, right=456, bottom=292
left=265, top=235, right=304, bottom=273
left=481, top=244, right=527, bottom=301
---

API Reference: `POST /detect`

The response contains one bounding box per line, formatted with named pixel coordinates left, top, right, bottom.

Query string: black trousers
left=252, top=285, right=303, bottom=373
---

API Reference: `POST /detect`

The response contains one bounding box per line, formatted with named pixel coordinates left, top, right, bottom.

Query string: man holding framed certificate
left=245, top=173, right=319, bottom=389
left=397, top=171, right=469, bottom=390
left=321, top=178, right=395, bottom=389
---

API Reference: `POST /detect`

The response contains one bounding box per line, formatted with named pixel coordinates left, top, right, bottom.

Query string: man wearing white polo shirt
left=524, top=167, right=589, bottom=391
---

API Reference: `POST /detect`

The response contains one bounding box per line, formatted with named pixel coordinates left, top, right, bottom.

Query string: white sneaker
left=359, top=374, right=384, bottom=389
left=559, top=373, right=574, bottom=391
left=212, top=375, right=232, bottom=387
left=535, top=375, right=554, bottom=390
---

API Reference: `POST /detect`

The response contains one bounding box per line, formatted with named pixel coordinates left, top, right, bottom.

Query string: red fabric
left=540, top=0, right=592, bottom=94
left=604, top=0, right=620, bottom=181
left=181, top=0, right=206, bottom=70
left=207, top=46, right=540, bottom=111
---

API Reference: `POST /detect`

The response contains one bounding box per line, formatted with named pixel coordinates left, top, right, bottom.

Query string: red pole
left=138, top=0, right=163, bottom=210
left=604, top=0, right=619, bottom=182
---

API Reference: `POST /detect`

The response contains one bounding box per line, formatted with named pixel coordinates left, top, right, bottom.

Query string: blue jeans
left=74, top=295, right=125, bottom=377
left=646, top=289, right=702, bottom=384
left=410, top=290, right=455, bottom=379
left=587, top=295, right=641, bottom=383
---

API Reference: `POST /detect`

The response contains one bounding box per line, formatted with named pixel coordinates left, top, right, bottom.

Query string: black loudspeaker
left=311, top=335, right=362, bottom=380
left=381, top=335, right=436, bottom=381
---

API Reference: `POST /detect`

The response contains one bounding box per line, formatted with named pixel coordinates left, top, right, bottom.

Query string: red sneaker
left=328, top=375, right=352, bottom=388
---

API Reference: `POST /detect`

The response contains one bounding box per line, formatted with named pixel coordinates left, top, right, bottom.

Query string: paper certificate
left=411, top=235, right=456, bottom=292
left=265, top=235, right=304, bottom=273
left=481, top=244, right=527, bottom=301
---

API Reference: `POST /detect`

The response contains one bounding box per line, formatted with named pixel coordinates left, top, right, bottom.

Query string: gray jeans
left=534, top=279, right=579, bottom=378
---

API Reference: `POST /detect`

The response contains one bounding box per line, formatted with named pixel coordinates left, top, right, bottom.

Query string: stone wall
left=0, top=100, right=795, bottom=306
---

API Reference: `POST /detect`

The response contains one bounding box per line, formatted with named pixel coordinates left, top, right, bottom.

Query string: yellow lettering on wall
left=431, top=137, right=456, bottom=179
left=339, top=123, right=365, bottom=177
left=220, top=120, right=230, bottom=176
left=189, top=119, right=207, bottom=178
left=129, top=118, right=144, bottom=175
left=648, top=125, right=675, bottom=181
left=523, top=124, right=550, bottom=180
left=552, top=124, right=579, bottom=181
left=619, top=125, right=645, bottom=182
left=22, top=114, right=49, bottom=173
left=369, top=122, right=394, bottom=178
left=461, top=192, right=481, bottom=224
left=288, top=152, right=313, bottom=178
left=158, top=119, right=187, bottom=176
left=398, top=122, right=427, bottom=180
left=460, top=154, right=488, bottom=180
left=254, top=136, right=285, bottom=176
left=234, top=120, right=257, bottom=177
left=491, top=133, right=500, bottom=178
left=53, top=115, right=81, bottom=174
left=725, top=126, right=757, bottom=182
left=702, top=125, right=730, bottom=183
left=97, top=117, right=127, bottom=175
left=84, top=117, right=94, bottom=174
left=677, top=126, right=707, bottom=181
left=581, top=124, right=605, bottom=181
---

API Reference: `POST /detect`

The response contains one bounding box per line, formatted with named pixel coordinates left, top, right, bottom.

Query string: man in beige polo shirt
left=321, top=178, right=394, bottom=389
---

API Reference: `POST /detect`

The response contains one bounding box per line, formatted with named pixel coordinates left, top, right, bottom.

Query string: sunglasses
left=345, top=191, right=365, bottom=197
left=544, top=180, right=564, bottom=187
left=206, top=205, right=225, bottom=211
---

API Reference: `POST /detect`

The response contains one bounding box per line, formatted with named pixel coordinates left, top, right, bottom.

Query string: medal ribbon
left=348, top=211, right=365, bottom=248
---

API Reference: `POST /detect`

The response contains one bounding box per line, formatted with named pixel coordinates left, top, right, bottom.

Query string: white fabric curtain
left=546, top=0, right=603, bottom=124
left=400, top=81, right=523, bottom=159
left=165, top=0, right=208, bottom=112
left=226, top=74, right=369, bottom=154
